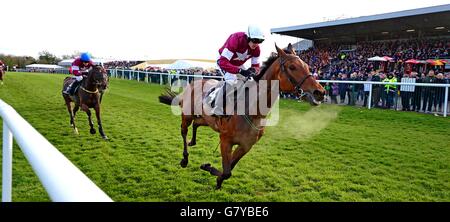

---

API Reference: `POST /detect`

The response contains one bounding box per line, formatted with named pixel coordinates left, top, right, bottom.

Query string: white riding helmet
left=246, top=25, right=265, bottom=42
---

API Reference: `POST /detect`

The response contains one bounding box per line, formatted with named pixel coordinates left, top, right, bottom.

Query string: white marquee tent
left=26, top=64, right=64, bottom=69
left=145, top=64, right=170, bottom=69
left=165, top=60, right=217, bottom=70
left=58, top=58, right=111, bottom=67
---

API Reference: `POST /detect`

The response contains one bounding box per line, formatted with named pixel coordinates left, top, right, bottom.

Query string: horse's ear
left=275, top=43, right=286, bottom=57
left=287, top=43, right=296, bottom=55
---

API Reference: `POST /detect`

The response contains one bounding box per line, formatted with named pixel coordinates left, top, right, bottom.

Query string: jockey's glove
left=239, top=68, right=255, bottom=77
left=248, top=67, right=257, bottom=74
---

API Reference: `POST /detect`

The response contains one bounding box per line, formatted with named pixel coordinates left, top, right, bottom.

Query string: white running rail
left=0, top=99, right=112, bottom=202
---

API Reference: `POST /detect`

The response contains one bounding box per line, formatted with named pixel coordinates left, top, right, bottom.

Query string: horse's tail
left=158, top=87, right=179, bottom=106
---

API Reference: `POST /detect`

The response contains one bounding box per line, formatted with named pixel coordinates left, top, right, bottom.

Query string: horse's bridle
left=80, top=86, right=99, bottom=94
left=279, top=56, right=313, bottom=97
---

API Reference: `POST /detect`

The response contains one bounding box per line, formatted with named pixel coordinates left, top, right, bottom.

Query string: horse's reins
left=279, top=56, right=313, bottom=98
left=80, top=68, right=104, bottom=94
left=239, top=55, right=314, bottom=132
left=80, top=86, right=99, bottom=94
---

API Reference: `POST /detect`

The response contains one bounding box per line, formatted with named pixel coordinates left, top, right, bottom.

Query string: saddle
left=64, top=78, right=84, bottom=96
left=204, top=78, right=255, bottom=116
left=204, top=81, right=225, bottom=110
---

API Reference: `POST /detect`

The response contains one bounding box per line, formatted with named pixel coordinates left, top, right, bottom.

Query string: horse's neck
left=256, top=62, right=279, bottom=115
left=245, top=62, right=280, bottom=122
left=83, top=74, right=97, bottom=90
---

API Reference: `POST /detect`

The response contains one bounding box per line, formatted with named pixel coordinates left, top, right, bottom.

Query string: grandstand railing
left=15, top=68, right=71, bottom=74
left=107, top=68, right=223, bottom=86
left=0, top=99, right=112, bottom=202
left=317, top=80, right=449, bottom=117
left=105, top=69, right=448, bottom=117
left=11, top=68, right=448, bottom=117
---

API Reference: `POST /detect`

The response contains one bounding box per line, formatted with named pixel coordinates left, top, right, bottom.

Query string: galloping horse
left=0, top=66, right=5, bottom=85
left=62, top=65, right=109, bottom=140
left=159, top=44, right=325, bottom=189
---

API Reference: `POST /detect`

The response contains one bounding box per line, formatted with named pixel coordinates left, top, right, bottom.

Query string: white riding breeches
left=73, top=75, right=83, bottom=81
left=219, top=67, right=246, bottom=82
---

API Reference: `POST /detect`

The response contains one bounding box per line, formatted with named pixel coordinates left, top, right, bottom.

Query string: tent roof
left=131, top=59, right=216, bottom=70
left=165, top=60, right=217, bottom=70
left=58, top=58, right=111, bottom=66
left=26, top=64, right=64, bottom=69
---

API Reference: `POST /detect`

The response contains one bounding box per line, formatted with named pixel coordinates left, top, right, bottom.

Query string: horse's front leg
left=188, top=123, right=199, bottom=146
left=84, top=107, right=96, bottom=135
left=65, top=98, right=78, bottom=134
left=200, top=138, right=233, bottom=189
left=180, top=115, right=193, bottom=167
left=230, top=144, right=251, bottom=171
left=73, top=104, right=80, bottom=119
left=94, top=103, right=108, bottom=140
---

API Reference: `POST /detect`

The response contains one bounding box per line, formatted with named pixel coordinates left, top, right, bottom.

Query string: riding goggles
left=250, top=38, right=264, bottom=44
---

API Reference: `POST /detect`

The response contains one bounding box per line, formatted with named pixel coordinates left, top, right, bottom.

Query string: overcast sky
left=1, top=0, right=449, bottom=61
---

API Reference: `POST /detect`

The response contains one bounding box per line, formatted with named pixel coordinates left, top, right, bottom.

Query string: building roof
left=271, top=4, right=450, bottom=42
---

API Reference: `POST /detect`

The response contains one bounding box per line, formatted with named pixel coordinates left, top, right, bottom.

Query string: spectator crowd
left=282, top=38, right=450, bottom=114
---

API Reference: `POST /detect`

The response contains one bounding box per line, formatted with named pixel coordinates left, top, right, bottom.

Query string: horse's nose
left=313, top=89, right=325, bottom=102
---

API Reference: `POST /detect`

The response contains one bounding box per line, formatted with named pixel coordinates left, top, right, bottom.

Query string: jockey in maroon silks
left=211, top=25, right=266, bottom=116
left=63, top=52, right=94, bottom=95
left=0, top=59, right=6, bottom=70
left=217, top=25, right=264, bottom=81
left=0, top=59, right=5, bottom=85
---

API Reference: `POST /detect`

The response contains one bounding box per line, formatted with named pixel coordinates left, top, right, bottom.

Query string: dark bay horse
left=0, top=66, right=5, bottom=85
left=159, top=44, right=325, bottom=189
left=62, top=65, right=109, bottom=140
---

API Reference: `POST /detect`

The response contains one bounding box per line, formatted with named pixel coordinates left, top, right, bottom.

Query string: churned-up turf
left=0, top=72, right=449, bottom=201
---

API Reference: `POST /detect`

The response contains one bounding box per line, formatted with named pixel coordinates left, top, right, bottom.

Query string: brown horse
left=0, top=66, right=5, bottom=85
left=62, top=65, right=109, bottom=140
left=159, top=44, right=325, bottom=189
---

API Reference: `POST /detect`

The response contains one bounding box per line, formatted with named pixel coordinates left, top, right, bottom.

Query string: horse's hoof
left=90, top=128, right=96, bottom=134
left=180, top=159, right=188, bottom=168
left=74, top=128, right=79, bottom=134
left=188, top=140, right=196, bottom=146
left=200, top=163, right=211, bottom=171
left=102, top=135, right=109, bottom=140
left=215, top=184, right=222, bottom=190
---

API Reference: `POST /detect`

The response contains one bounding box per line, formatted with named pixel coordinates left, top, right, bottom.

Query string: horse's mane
left=258, top=54, right=278, bottom=80
left=256, top=49, right=293, bottom=81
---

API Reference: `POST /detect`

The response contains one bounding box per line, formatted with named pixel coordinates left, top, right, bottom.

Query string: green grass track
left=0, top=72, right=449, bottom=201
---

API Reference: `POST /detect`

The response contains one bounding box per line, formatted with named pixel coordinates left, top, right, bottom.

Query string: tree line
left=0, top=51, right=85, bottom=68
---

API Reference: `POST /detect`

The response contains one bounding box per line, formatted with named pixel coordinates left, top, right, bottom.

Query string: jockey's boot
left=211, top=83, right=230, bottom=118
left=63, top=82, right=73, bottom=94
left=69, top=81, right=80, bottom=95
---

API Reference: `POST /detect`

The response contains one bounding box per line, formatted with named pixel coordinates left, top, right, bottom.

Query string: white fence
left=317, top=80, right=449, bottom=117
left=107, top=68, right=223, bottom=86
left=0, top=99, right=112, bottom=202
left=10, top=68, right=450, bottom=117
left=107, top=69, right=449, bottom=117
